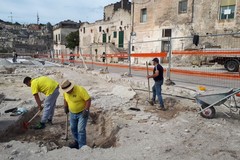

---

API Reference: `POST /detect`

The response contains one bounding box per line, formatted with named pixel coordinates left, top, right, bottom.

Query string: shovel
left=62, top=114, right=69, bottom=141
left=146, top=61, right=151, bottom=100
left=23, top=110, right=41, bottom=129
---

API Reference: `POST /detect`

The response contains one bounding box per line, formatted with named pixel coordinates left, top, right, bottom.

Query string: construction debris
left=0, top=58, right=240, bottom=160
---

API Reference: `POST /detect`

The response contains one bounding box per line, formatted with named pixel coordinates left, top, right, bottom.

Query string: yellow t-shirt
left=31, top=76, right=58, bottom=96
left=64, top=85, right=90, bottom=113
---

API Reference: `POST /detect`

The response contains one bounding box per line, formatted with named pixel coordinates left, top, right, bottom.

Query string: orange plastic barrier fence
left=53, top=52, right=167, bottom=58
left=172, top=50, right=240, bottom=55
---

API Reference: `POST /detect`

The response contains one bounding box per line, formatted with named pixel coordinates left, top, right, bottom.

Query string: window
left=113, top=31, right=117, bottom=38
left=140, top=8, right=147, bottom=23
left=162, top=41, right=170, bottom=52
left=58, top=34, right=60, bottom=41
left=162, top=29, right=172, bottom=37
left=99, top=26, right=102, bottom=32
left=102, top=33, right=106, bottom=43
left=83, top=27, right=85, bottom=34
left=220, top=0, right=236, bottom=20
left=178, top=0, right=188, bottom=14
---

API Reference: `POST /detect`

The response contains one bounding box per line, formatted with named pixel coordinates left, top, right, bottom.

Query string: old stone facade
left=132, top=0, right=240, bottom=64
left=53, top=20, right=79, bottom=58
left=79, top=0, right=131, bottom=63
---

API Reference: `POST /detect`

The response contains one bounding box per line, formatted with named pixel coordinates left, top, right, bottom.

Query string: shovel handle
left=28, top=110, right=41, bottom=123
left=146, top=62, right=151, bottom=100
left=64, top=114, right=69, bottom=140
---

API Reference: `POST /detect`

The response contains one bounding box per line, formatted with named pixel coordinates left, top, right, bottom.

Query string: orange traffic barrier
left=131, top=52, right=167, bottom=57
left=54, top=52, right=167, bottom=59
left=52, top=57, right=240, bottom=80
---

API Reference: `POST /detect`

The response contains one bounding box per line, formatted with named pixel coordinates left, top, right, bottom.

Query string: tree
left=65, top=30, right=79, bottom=50
left=46, top=22, right=53, bottom=32
left=14, top=22, right=21, bottom=25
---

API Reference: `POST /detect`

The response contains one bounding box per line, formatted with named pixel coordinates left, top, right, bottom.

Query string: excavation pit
left=0, top=106, right=119, bottom=151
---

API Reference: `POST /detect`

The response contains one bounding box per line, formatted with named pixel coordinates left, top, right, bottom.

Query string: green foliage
left=65, top=30, right=79, bottom=50
left=14, top=22, right=21, bottom=25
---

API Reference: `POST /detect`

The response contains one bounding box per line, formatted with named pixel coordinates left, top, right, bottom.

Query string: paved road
left=84, top=63, right=240, bottom=89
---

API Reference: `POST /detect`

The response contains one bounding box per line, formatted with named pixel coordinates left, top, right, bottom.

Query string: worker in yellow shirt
left=60, top=79, right=91, bottom=149
left=23, top=76, right=59, bottom=129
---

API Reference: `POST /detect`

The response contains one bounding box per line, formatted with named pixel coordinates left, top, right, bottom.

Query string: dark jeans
left=152, top=80, right=164, bottom=107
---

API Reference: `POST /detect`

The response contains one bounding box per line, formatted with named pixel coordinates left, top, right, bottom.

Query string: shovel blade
left=22, top=122, right=30, bottom=129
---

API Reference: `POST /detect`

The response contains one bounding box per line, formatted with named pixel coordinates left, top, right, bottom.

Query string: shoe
left=47, top=119, right=53, bottom=125
left=148, top=100, right=156, bottom=106
left=157, top=106, right=166, bottom=111
left=68, top=141, right=79, bottom=149
left=34, top=122, right=46, bottom=129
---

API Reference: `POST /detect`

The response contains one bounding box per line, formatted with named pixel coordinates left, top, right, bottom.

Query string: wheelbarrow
left=195, top=88, right=240, bottom=119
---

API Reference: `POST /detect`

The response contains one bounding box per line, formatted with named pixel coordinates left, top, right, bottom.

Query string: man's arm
left=63, top=99, right=69, bottom=114
left=85, top=98, right=91, bottom=111
left=33, top=93, right=43, bottom=110
left=147, top=70, right=159, bottom=79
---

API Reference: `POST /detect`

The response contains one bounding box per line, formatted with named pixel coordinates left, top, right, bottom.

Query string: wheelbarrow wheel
left=200, top=105, right=216, bottom=119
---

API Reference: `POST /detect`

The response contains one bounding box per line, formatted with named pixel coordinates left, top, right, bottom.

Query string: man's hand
left=64, top=106, right=69, bottom=114
left=147, top=75, right=151, bottom=79
left=40, top=99, right=45, bottom=104
left=82, top=109, right=89, bottom=118
left=38, top=105, right=43, bottom=111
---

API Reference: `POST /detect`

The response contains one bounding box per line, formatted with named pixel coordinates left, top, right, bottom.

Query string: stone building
left=132, top=0, right=240, bottom=64
left=79, top=0, right=131, bottom=63
left=53, top=20, right=80, bottom=58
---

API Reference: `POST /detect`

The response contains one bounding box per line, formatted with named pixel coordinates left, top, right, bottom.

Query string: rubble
left=0, top=58, right=240, bottom=160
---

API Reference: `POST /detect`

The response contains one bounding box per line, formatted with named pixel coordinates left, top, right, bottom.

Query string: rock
left=145, top=146, right=151, bottom=151
left=4, top=144, right=12, bottom=149
left=81, top=145, right=92, bottom=152
left=165, top=148, right=172, bottom=152
left=41, top=146, right=48, bottom=153
left=11, top=149, right=19, bottom=155
left=111, top=85, right=136, bottom=99
left=8, top=156, right=14, bottom=160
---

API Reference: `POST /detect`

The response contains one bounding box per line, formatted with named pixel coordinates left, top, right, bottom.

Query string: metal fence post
left=90, top=45, right=94, bottom=70
left=166, top=37, right=172, bottom=80
left=104, top=42, right=109, bottom=72
left=128, top=34, right=132, bottom=77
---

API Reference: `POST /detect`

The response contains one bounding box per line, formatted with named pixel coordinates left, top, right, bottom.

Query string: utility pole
left=9, top=12, right=13, bottom=23
left=37, top=12, right=39, bottom=25
left=128, top=0, right=135, bottom=77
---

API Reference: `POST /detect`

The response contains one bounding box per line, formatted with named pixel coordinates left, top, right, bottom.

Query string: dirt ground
left=0, top=59, right=240, bottom=160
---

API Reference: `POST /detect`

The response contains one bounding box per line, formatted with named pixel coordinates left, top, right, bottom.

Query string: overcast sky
left=0, top=0, right=121, bottom=25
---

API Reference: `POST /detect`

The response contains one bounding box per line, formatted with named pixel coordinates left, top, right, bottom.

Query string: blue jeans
left=70, top=111, right=88, bottom=148
left=41, top=87, right=59, bottom=123
left=152, top=80, right=164, bottom=107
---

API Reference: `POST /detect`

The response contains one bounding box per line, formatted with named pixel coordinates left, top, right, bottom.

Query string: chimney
left=121, top=0, right=123, bottom=9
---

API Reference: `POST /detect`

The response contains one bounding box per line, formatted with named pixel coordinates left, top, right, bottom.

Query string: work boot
left=47, top=119, right=53, bottom=125
left=68, top=141, right=79, bottom=149
left=148, top=100, right=156, bottom=106
left=34, top=122, right=46, bottom=129
left=157, top=106, right=166, bottom=111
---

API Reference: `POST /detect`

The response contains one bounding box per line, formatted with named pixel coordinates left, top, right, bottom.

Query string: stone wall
left=132, top=0, right=240, bottom=64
